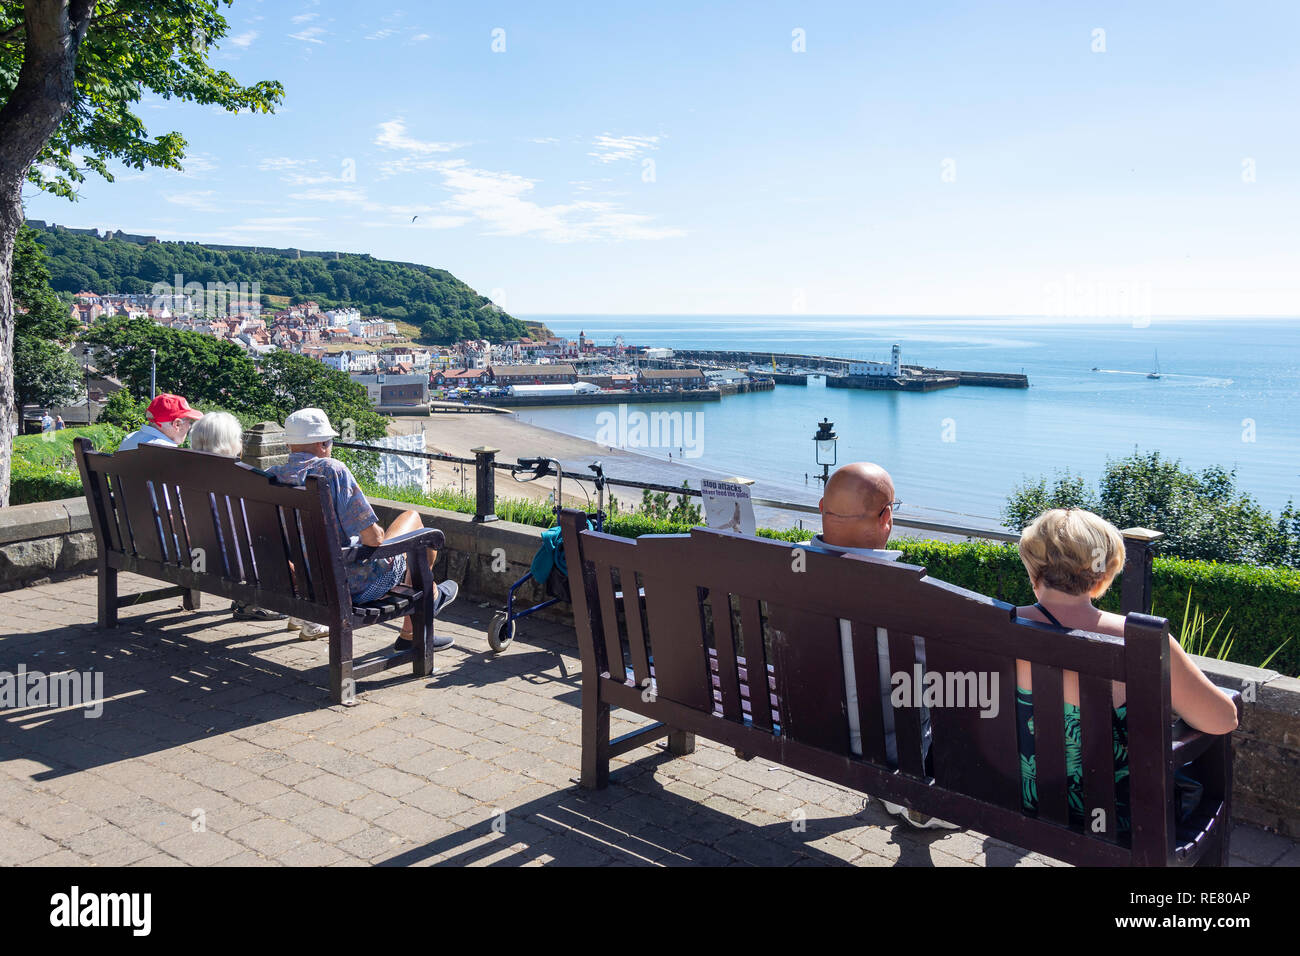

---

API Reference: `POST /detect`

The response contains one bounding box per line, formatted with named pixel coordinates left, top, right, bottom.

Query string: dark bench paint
left=560, top=509, right=1239, bottom=867
left=75, top=438, right=445, bottom=704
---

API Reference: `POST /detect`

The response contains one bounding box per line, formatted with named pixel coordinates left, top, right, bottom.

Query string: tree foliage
left=12, top=223, right=81, bottom=414
left=1, top=0, right=283, bottom=200
left=28, top=224, right=530, bottom=343
left=1004, top=450, right=1300, bottom=568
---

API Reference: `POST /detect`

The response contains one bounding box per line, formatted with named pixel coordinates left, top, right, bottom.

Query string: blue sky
left=22, top=0, right=1300, bottom=316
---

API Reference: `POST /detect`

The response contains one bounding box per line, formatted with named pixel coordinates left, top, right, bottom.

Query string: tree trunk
left=0, top=0, right=97, bottom=506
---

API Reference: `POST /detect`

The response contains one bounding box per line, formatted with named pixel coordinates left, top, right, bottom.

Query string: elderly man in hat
left=266, top=408, right=457, bottom=644
left=118, top=393, right=203, bottom=451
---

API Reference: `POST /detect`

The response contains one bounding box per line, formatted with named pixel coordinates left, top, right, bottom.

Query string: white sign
left=701, top=479, right=756, bottom=536
left=368, top=432, right=428, bottom=492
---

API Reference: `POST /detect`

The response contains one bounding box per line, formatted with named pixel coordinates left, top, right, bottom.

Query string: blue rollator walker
left=487, top=457, right=607, bottom=653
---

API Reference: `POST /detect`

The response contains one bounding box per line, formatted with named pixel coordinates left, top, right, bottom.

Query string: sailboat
left=1147, top=350, right=1161, bottom=379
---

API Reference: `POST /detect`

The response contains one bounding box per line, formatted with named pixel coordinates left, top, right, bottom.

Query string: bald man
left=814, top=462, right=898, bottom=552
left=801, top=462, right=955, bottom=830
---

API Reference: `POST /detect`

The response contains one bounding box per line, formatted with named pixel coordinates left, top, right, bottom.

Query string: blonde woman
left=1015, top=508, right=1238, bottom=831
left=188, top=412, right=285, bottom=624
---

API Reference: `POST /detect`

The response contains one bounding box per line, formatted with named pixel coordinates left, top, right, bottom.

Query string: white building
left=849, top=344, right=902, bottom=378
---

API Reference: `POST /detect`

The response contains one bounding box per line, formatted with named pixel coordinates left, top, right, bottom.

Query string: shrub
left=1004, top=450, right=1300, bottom=568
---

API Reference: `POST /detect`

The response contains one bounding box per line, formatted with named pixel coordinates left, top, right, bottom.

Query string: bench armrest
left=340, top=527, right=445, bottom=563
left=1170, top=688, right=1242, bottom=766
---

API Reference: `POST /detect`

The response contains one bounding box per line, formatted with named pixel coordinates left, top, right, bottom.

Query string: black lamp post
left=813, top=418, right=837, bottom=486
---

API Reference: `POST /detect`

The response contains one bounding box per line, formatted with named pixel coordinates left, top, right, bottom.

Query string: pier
left=667, top=348, right=1027, bottom=390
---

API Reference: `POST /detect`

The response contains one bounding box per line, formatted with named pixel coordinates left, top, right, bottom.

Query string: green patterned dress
left=1016, top=687, right=1131, bottom=833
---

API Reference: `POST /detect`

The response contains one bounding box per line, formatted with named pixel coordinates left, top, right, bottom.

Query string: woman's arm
left=359, top=523, right=384, bottom=547
left=1168, top=636, right=1239, bottom=734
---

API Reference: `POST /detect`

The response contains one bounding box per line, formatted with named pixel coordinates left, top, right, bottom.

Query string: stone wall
left=0, top=498, right=98, bottom=590
left=3, top=494, right=1298, bottom=837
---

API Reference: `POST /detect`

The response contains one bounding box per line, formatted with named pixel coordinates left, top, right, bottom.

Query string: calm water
left=513, top=315, right=1300, bottom=529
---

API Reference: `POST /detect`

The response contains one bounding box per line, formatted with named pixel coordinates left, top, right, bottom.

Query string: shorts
left=352, top=553, right=408, bottom=604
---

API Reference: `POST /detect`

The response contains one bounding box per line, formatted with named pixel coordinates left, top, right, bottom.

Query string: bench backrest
left=560, top=509, right=1178, bottom=865
left=75, top=438, right=350, bottom=619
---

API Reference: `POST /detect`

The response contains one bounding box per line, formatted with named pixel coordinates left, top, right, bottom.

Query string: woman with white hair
left=189, top=411, right=244, bottom=458
left=189, top=411, right=284, bottom=623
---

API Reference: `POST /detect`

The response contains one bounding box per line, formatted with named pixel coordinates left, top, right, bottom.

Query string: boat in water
left=1147, top=350, right=1161, bottom=379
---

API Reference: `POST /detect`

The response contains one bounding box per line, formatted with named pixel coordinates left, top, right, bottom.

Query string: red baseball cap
left=147, top=393, right=203, bottom=424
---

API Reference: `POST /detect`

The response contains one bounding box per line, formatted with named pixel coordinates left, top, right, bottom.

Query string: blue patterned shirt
left=266, top=452, right=392, bottom=598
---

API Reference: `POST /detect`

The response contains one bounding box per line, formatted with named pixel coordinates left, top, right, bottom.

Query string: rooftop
left=2, top=574, right=1295, bottom=867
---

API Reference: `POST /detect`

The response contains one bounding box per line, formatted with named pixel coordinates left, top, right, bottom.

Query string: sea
left=511, top=315, right=1300, bottom=532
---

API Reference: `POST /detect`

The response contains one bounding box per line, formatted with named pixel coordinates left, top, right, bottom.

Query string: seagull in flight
left=410, top=214, right=419, bottom=223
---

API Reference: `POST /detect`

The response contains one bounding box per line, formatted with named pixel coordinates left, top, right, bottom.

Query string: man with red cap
left=118, top=393, right=203, bottom=451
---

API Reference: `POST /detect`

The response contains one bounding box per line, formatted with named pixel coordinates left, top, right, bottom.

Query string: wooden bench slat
left=1029, top=661, right=1070, bottom=825
left=923, top=641, right=1021, bottom=810
left=242, top=500, right=294, bottom=596
left=737, top=597, right=771, bottom=732
left=770, top=604, right=849, bottom=755
left=850, top=622, right=889, bottom=765
left=594, top=560, right=627, bottom=682
left=177, top=486, right=231, bottom=580
left=888, top=629, right=927, bottom=778
left=710, top=590, right=744, bottom=722
left=1079, top=674, right=1119, bottom=842
left=621, top=567, right=653, bottom=689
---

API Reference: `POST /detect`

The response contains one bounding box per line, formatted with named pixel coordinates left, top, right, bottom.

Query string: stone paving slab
left=0, top=574, right=1295, bottom=867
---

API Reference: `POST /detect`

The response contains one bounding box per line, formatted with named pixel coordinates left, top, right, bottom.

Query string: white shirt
left=118, top=424, right=177, bottom=452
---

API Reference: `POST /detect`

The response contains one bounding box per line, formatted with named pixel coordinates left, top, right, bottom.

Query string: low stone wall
left=0, top=497, right=98, bottom=590
left=5, top=495, right=1299, bottom=836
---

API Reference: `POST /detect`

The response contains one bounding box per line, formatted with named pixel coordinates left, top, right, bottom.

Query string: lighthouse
left=891, top=343, right=901, bottom=375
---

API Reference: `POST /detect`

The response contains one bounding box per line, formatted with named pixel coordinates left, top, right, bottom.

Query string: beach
left=385, top=411, right=685, bottom=513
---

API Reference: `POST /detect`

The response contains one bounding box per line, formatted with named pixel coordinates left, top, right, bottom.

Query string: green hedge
left=10, top=425, right=125, bottom=505
left=892, top=540, right=1299, bottom=676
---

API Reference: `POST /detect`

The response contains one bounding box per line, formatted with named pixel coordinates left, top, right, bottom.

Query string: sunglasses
left=823, top=500, right=902, bottom=520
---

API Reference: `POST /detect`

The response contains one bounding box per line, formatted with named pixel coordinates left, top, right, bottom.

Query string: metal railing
left=332, top=440, right=1164, bottom=615
left=334, top=440, right=1020, bottom=542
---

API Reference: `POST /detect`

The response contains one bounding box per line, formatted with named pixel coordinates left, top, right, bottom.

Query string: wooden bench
left=74, top=438, right=446, bottom=704
left=559, top=510, right=1241, bottom=867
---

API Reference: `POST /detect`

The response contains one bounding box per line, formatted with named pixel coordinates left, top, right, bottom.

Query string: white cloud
left=291, top=12, right=318, bottom=24
left=289, top=26, right=325, bottom=44
left=164, top=191, right=221, bottom=211
left=179, top=153, right=218, bottom=177
left=588, top=133, right=661, bottom=164
left=374, top=118, right=464, bottom=155
left=366, top=27, right=397, bottom=41
left=228, top=31, right=258, bottom=49
left=288, top=188, right=367, bottom=203
left=432, top=159, right=683, bottom=242
left=410, top=33, right=430, bottom=43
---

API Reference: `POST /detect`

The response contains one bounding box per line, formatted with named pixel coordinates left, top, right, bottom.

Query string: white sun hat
left=283, top=408, right=339, bottom=444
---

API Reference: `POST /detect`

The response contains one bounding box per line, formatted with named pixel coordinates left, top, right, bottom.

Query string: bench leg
left=329, top=621, right=355, bottom=705
left=667, top=730, right=696, bottom=756
left=183, top=589, right=201, bottom=611
left=410, top=549, right=435, bottom=679
left=97, top=564, right=118, bottom=629
left=581, top=674, right=610, bottom=789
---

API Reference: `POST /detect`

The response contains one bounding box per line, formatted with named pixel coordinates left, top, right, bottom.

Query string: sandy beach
left=385, top=411, right=680, bottom=512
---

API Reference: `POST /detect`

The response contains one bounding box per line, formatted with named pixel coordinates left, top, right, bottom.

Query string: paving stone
left=293, top=806, right=369, bottom=842
left=157, top=828, right=244, bottom=865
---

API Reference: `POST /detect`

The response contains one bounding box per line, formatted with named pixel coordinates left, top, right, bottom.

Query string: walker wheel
left=488, top=613, right=515, bottom=653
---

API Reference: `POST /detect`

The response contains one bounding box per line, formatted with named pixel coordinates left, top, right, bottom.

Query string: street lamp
left=813, top=418, right=837, bottom=487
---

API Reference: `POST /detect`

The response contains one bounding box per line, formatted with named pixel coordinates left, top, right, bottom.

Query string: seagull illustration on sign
left=720, top=501, right=743, bottom=532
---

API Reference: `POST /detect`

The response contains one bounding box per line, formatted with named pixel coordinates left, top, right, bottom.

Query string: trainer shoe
left=881, top=800, right=959, bottom=830
left=286, top=617, right=329, bottom=641
left=232, top=602, right=286, bottom=622
left=393, top=581, right=459, bottom=651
